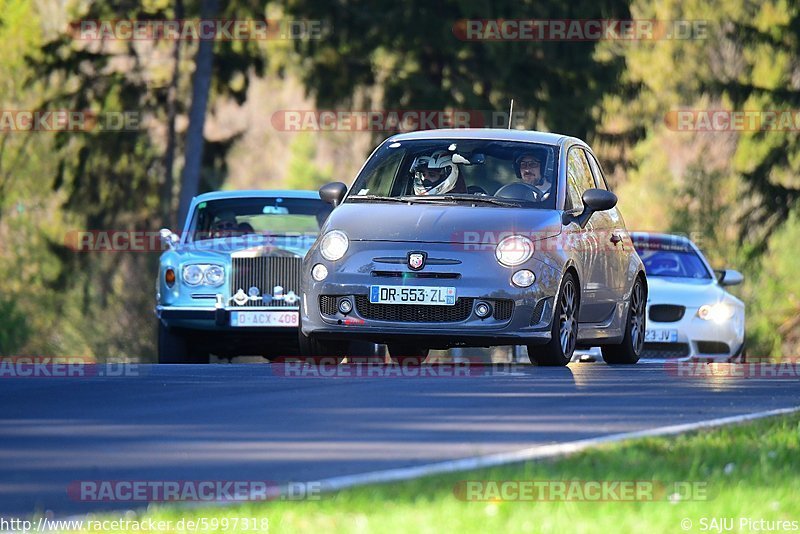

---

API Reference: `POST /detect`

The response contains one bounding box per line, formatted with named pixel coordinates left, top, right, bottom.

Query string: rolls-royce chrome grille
left=231, top=256, right=302, bottom=308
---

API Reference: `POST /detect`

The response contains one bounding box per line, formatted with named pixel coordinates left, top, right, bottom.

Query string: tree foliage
left=282, top=0, right=630, bottom=139
left=595, top=0, right=800, bottom=354
left=3, top=0, right=799, bottom=359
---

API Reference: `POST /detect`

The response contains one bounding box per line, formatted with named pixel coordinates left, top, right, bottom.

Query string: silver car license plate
left=644, top=329, right=678, bottom=343
left=369, top=285, right=456, bottom=306
left=230, top=311, right=299, bottom=327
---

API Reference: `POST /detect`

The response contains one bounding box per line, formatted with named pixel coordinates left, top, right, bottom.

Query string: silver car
left=632, top=232, right=746, bottom=362
left=300, top=129, right=647, bottom=366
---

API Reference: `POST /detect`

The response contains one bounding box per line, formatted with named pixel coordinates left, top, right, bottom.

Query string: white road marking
left=303, top=404, right=800, bottom=493
left=47, top=404, right=799, bottom=524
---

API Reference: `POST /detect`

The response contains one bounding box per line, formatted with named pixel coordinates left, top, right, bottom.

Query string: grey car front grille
left=319, top=295, right=338, bottom=316
left=354, top=296, right=475, bottom=323
left=492, top=300, right=514, bottom=321
left=231, top=256, right=302, bottom=308
left=530, top=297, right=548, bottom=325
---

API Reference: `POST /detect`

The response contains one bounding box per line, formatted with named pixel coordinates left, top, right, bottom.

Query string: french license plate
left=369, top=285, right=456, bottom=306
left=644, top=329, right=678, bottom=343
left=230, top=311, right=299, bottom=327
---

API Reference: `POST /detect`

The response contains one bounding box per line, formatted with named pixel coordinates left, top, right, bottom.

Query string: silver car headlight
left=319, top=230, right=349, bottom=261
left=495, top=235, right=534, bottom=266
left=182, top=264, right=225, bottom=287
left=697, top=302, right=735, bottom=323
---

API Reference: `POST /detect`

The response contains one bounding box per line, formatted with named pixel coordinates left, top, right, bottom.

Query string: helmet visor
left=418, top=167, right=447, bottom=185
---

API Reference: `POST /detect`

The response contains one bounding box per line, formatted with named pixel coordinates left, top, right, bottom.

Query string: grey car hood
left=328, top=202, right=562, bottom=244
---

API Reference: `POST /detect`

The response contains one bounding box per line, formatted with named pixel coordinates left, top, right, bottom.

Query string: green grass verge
left=75, top=413, right=800, bottom=533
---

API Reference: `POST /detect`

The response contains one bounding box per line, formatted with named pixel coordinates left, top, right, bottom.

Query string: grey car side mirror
left=563, top=189, right=618, bottom=228
left=716, top=269, right=744, bottom=286
left=320, top=182, right=348, bottom=207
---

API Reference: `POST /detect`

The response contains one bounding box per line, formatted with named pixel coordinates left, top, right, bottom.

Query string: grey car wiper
left=346, top=195, right=411, bottom=203
left=400, top=195, right=522, bottom=207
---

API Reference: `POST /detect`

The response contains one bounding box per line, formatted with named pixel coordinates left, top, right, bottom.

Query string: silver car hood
left=327, top=203, right=562, bottom=244
left=646, top=277, right=728, bottom=308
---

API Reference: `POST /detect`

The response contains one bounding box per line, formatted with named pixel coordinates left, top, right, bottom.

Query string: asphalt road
left=1, top=361, right=798, bottom=517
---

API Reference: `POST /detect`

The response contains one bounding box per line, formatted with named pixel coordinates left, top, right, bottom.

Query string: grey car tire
left=601, top=277, right=645, bottom=365
left=527, top=272, right=579, bottom=366
left=297, top=329, right=346, bottom=364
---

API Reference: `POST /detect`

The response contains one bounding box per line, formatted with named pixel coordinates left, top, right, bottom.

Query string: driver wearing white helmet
left=411, top=150, right=466, bottom=195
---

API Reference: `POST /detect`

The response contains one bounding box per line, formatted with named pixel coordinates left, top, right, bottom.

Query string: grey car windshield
left=348, top=139, right=559, bottom=208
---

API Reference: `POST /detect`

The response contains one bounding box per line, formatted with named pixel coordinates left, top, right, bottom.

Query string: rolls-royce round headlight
left=204, top=265, right=225, bottom=286
left=495, top=235, right=534, bottom=267
left=320, top=230, right=349, bottom=261
left=182, top=264, right=204, bottom=286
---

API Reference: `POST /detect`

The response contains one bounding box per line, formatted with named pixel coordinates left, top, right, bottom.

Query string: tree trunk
left=161, top=0, right=184, bottom=228
left=177, top=0, right=219, bottom=226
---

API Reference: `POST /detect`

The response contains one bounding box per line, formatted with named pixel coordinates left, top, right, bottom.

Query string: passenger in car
left=514, top=152, right=552, bottom=199
left=237, top=222, right=255, bottom=235
left=211, top=211, right=239, bottom=238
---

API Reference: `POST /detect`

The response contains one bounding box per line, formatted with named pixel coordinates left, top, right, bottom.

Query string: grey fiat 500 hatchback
left=300, top=129, right=647, bottom=366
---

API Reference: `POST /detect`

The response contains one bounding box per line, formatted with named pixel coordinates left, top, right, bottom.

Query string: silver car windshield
left=347, top=139, right=559, bottom=208
left=636, top=249, right=712, bottom=279
left=187, top=197, right=332, bottom=242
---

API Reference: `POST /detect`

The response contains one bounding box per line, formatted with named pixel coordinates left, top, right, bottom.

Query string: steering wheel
left=495, top=182, right=544, bottom=202
left=467, top=185, right=488, bottom=195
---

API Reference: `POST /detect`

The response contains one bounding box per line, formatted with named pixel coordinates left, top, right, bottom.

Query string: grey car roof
left=387, top=128, right=580, bottom=147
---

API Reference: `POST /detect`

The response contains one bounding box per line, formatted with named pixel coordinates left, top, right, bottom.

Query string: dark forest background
left=1, top=0, right=798, bottom=361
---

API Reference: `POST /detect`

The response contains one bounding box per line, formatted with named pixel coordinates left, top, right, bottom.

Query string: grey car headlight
left=319, top=230, right=349, bottom=261
left=182, top=264, right=225, bottom=287
left=495, top=235, right=534, bottom=267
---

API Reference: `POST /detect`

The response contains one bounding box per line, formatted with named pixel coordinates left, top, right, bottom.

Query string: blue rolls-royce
left=155, top=190, right=331, bottom=363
